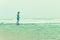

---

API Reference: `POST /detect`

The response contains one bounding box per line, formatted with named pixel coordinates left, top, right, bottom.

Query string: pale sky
left=0, top=0, right=59, bottom=19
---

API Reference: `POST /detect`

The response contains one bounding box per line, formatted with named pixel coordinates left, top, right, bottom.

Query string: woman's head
left=17, top=12, right=20, bottom=14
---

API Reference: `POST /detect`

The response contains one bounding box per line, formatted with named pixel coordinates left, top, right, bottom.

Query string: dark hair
left=18, top=12, right=20, bottom=14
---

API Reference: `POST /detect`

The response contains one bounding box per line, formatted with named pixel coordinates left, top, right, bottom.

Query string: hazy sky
left=0, top=0, right=59, bottom=19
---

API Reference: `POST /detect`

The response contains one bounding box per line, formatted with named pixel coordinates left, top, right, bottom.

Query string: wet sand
left=0, top=23, right=60, bottom=40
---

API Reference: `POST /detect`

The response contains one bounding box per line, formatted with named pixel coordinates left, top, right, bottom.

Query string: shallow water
left=0, top=23, right=60, bottom=40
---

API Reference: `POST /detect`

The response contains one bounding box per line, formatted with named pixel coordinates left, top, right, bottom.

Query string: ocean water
left=0, top=18, right=60, bottom=23
left=0, top=23, right=60, bottom=40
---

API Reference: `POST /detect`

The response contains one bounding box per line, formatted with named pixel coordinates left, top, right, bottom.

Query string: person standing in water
left=17, top=11, right=20, bottom=25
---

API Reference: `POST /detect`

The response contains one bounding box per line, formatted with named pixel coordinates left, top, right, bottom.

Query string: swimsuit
left=17, top=15, right=19, bottom=21
left=17, top=18, right=19, bottom=21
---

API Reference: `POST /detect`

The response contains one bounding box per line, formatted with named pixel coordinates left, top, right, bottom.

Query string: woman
left=17, top=12, right=20, bottom=25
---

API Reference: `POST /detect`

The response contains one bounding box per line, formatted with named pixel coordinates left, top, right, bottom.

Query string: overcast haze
left=0, top=0, right=59, bottom=19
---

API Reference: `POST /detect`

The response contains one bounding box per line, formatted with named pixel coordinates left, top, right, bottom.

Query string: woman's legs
left=17, top=20, right=19, bottom=25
